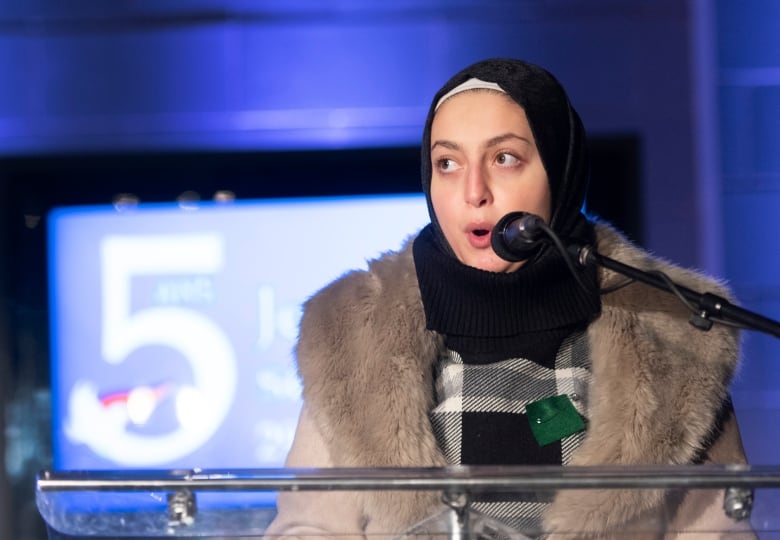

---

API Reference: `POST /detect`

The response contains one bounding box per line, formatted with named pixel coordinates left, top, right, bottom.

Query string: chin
left=470, top=258, right=512, bottom=273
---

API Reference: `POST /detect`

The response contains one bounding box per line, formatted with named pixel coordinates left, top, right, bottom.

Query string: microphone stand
left=571, top=244, right=780, bottom=339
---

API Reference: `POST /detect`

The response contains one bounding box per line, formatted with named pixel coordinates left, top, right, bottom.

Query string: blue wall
left=0, top=0, right=707, bottom=265
left=717, top=0, right=780, bottom=466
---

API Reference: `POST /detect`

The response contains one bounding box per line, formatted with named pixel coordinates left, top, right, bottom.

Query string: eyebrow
left=431, top=132, right=532, bottom=152
left=486, top=132, right=532, bottom=148
left=430, top=140, right=460, bottom=152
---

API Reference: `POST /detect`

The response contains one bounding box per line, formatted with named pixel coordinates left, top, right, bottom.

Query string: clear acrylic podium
left=36, top=465, right=780, bottom=538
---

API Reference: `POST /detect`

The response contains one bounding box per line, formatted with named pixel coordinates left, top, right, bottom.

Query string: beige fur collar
left=294, top=222, right=740, bottom=533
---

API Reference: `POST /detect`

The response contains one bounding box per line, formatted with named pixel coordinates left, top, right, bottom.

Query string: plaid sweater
left=430, top=331, right=591, bottom=533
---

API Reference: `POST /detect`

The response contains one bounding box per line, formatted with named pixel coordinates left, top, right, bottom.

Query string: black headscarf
left=420, top=58, right=595, bottom=255
left=413, top=58, right=601, bottom=342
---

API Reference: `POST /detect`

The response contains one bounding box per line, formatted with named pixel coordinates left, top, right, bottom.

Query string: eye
left=436, top=157, right=460, bottom=173
left=496, top=152, right=521, bottom=167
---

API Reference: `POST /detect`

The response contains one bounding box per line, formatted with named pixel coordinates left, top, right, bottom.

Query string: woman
left=264, top=58, right=752, bottom=538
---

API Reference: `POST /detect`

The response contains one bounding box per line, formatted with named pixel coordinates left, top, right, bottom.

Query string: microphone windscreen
left=491, top=211, right=544, bottom=263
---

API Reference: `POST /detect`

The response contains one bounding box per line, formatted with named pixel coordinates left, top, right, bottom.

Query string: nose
left=465, top=165, right=492, bottom=207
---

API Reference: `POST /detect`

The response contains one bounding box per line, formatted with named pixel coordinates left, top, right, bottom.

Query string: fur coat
left=264, top=222, right=754, bottom=539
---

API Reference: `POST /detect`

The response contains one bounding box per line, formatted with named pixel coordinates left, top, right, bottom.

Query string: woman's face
left=430, top=91, right=552, bottom=273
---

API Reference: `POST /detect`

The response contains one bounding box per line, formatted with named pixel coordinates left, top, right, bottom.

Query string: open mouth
left=467, top=223, right=493, bottom=248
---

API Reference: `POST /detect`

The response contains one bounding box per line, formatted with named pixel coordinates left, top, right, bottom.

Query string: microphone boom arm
left=573, top=244, right=780, bottom=339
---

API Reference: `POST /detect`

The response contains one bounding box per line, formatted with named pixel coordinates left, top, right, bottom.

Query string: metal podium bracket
left=723, top=486, right=754, bottom=522
left=167, top=488, right=197, bottom=528
left=396, top=490, right=532, bottom=540
left=442, top=490, right=470, bottom=539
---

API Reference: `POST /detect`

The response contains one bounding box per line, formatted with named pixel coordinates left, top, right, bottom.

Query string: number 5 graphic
left=72, top=233, right=238, bottom=465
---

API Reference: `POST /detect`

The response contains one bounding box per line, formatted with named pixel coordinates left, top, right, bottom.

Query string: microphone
left=491, top=211, right=548, bottom=262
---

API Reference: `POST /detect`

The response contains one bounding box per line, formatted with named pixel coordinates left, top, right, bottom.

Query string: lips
left=467, top=222, right=493, bottom=249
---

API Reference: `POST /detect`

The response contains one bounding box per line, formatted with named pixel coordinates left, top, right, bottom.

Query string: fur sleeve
left=294, top=240, right=446, bottom=469
left=545, top=222, right=743, bottom=533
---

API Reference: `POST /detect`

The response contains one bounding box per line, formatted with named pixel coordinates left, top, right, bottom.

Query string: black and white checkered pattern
left=429, top=330, right=591, bottom=534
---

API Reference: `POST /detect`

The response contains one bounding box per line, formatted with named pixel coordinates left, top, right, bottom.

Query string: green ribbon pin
left=526, top=394, right=585, bottom=446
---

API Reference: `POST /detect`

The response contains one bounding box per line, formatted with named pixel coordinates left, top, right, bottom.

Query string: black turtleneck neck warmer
left=413, top=224, right=600, bottom=361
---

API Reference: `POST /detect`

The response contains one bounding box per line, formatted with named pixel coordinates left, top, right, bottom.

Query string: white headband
left=434, top=77, right=506, bottom=111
